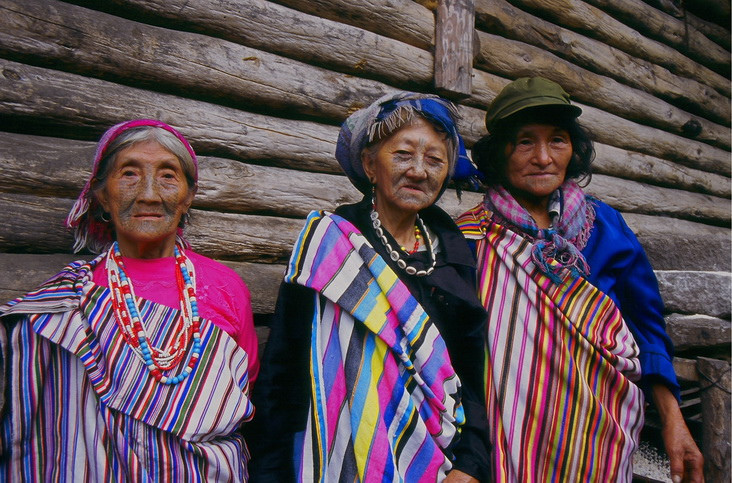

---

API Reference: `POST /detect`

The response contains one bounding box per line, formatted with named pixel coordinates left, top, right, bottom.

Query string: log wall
left=0, top=0, right=729, bottom=478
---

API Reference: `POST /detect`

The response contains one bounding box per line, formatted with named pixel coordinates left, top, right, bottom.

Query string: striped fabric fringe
left=457, top=205, right=644, bottom=483
left=0, top=258, right=254, bottom=482
left=286, top=211, right=464, bottom=482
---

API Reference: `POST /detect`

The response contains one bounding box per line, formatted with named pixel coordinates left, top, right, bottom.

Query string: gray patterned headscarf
left=335, top=92, right=475, bottom=195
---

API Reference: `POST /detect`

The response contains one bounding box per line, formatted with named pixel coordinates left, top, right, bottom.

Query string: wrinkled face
left=96, top=140, right=194, bottom=256
left=504, top=123, right=572, bottom=206
left=363, top=117, right=449, bottom=218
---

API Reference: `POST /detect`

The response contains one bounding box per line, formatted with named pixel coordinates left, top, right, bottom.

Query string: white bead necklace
left=370, top=206, right=436, bottom=277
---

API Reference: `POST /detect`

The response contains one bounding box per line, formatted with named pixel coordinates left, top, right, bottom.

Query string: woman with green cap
left=456, top=77, right=703, bottom=482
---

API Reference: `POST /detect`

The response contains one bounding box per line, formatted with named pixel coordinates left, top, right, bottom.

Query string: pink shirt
left=93, top=251, right=259, bottom=381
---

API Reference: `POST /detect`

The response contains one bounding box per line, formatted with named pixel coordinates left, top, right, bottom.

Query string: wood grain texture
left=581, top=0, right=729, bottom=75
left=475, top=0, right=730, bottom=124
left=2, top=1, right=726, bottom=180
left=672, top=357, right=699, bottom=383
left=434, top=0, right=475, bottom=97
left=0, top=0, right=395, bottom=124
left=666, top=314, right=731, bottom=352
left=697, top=357, right=731, bottom=482
left=585, top=174, right=730, bottom=226
left=592, top=143, right=730, bottom=199
left=83, top=0, right=435, bottom=89
left=0, top=58, right=341, bottom=174
left=656, top=270, right=731, bottom=318
left=270, top=0, right=435, bottom=50
left=505, top=0, right=730, bottom=96
left=474, top=31, right=730, bottom=150
left=622, top=213, right=731, bottom=271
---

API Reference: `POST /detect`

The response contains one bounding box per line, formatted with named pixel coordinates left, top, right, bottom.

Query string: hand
left=652, top=384, right=704, bottom=483
left=444, top=469, right=479, bottom=483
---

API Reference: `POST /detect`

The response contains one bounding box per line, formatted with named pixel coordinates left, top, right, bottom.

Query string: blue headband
left=336, top=92, right=481, bottom=195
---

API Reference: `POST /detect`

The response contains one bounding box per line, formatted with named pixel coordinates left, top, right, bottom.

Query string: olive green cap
left=485, top=77, right=582, bottom=132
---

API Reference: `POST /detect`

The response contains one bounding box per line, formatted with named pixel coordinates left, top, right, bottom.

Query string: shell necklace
left=106, top=241, right=202, bottom=385
left=370, top=197, right=436, bottom=277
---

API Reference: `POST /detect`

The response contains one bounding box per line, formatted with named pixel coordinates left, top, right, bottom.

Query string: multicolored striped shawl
left=285, top=210, right=464, bottom=482
left=0, top=256, right=254, bottom=482
left=456, top=204, right=644, bottom=482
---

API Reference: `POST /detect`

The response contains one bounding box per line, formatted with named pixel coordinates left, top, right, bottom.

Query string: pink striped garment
left=0, top=258, right=254, bottom=482
left=457, top=205, right=644, bottom=483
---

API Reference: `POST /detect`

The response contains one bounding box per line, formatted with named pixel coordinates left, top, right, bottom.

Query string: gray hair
left=92, top=126, right=196, bottom=193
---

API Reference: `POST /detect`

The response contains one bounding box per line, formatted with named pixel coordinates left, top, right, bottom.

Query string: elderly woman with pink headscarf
left=0, top=120, right=259, bottom=481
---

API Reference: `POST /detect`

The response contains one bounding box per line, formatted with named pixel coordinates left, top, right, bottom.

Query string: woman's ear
left=361, top=150, right=376, bottom=184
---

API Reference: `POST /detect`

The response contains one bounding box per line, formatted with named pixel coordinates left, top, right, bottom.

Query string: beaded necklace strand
left=370, top=195, right=436, bottom=277
left=106, top=241, right=202, bottom=385
left=400, top=226, right=422, bottom=254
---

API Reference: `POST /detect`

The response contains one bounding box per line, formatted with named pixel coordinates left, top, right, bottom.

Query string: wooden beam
left=665, top=314, right=731, bottom=352
left=505, top=0, right=730, bottom=97
left=697, top=357, right=731, bottom=482
left=623, top=213, right=731, bottom=271
left=474, top=31, right=730, bottom=150
left=577, top=105, right=730, bottom=176
left=81, top=0, right=435, bottom=89
left=655, top=271, right=732, bottom=319
left=581, top=0, right=729, bottom=75
left=586, top=174, right=730, bottom=226
left=434, top=0, right=475, bottom=97
left=0, top=0, right=397, bottom=126
left=270, top=0, right=434, bottom=50
left=474, top=0, right=730, bottom=124
left=673, top=357, right=699, bottom=383
left=0, top=59, right=341, bottom=174
left=685, top=10, right=732, bottom=49
left=593, top=143, right=730, bottom=199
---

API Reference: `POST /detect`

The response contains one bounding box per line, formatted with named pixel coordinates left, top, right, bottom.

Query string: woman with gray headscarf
left=248, top=92, right=490, bottom=482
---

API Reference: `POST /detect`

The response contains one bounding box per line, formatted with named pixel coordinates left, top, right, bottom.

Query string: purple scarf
left=483, top=180, right=595, bottom=283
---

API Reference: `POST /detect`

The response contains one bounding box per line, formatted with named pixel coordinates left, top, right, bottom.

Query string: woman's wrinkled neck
left=115, top=235, right=177, bottom=259
left=373, top=201, right=419, bottom=248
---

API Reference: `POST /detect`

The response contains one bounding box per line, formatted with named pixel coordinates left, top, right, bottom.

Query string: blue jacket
left=582, top=199, right=679, bottom=399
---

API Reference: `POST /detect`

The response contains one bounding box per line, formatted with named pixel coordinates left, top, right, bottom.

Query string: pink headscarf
left=66, top=119, right=198, bottom=253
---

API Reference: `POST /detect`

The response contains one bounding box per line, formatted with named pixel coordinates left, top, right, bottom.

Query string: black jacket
left=247, top=198, right=490, bottom=481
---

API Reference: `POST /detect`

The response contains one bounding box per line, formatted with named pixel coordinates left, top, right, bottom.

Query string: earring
left=181, top=212, right=191, bottom=226
left=100, top=212, right=111, bottom=223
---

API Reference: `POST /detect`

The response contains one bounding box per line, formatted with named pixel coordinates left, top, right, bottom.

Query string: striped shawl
left=286, top=211, right=464, bottom=482
left=0, top=257, right=254, bottom=482
left=457, top=204, right=644, bottom=483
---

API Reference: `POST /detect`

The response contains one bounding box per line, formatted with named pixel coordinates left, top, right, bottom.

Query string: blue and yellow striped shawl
left=286, top=210, right=464, bottom=482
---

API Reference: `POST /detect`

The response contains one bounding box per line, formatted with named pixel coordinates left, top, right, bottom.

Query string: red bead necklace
left=106, top=241, right=202, bottom=385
